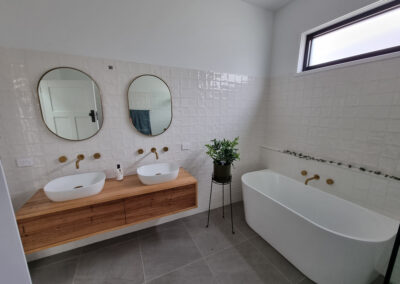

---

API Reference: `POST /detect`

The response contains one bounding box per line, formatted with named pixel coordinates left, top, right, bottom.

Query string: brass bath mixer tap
left=75, top=154, right=85, bottom=169
left=151, top=147, right=159, bottom=160
left=305, top=174, right=320, bottom=185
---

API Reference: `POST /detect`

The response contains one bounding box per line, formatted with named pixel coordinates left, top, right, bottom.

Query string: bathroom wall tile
left=0, top=46, right=268, bottom=213
left=264, top=56, right=400, bottom=219
left=261, top=148, right=400, bottom=220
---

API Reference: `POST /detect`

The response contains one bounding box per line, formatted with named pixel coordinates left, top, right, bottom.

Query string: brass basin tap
left=151, top=148, right=159, bottom=160
left=305, top=174, right=320, bottom=185
left=75, top=154, right=85, bottom=169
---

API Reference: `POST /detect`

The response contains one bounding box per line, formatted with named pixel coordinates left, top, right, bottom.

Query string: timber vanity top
left=16, top=168, right=197, bottom=254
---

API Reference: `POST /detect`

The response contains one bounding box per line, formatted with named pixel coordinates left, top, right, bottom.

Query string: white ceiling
left=242, top=0, right=293, bottom=11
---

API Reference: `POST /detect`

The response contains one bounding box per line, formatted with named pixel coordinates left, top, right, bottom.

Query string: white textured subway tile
left=265, top=54, right=400, bottom=219
left=0, top=47, right=267, bottom=215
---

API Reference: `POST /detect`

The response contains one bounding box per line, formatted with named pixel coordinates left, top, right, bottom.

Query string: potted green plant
left=205, top=137, right=240, bottom=182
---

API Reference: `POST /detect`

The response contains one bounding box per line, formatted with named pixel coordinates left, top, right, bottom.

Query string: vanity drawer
left=18, top=200, right=125, bottom=253
left=125, top=184, right=197, bottom=224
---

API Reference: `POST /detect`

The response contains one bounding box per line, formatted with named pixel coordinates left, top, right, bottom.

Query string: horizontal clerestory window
left=300, top=0, right=400, bottom=71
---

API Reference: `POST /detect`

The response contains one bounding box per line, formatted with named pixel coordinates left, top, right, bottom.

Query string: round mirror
left=37, top=68, right=103, bottom=141
left=127, top=75, right=172, bottom=136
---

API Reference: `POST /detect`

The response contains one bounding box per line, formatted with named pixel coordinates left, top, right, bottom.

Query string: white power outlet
left=181, top=143, right=191, bottom=150
left=16, top=158, right=34, bottom=168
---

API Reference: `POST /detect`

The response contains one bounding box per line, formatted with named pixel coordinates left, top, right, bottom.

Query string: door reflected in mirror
left=37, top=68, right=103, bottom=141
left=128, top=75, right=172, bottom=136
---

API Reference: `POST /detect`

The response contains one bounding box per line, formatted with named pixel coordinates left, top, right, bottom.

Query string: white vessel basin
left=44, top=172, right=106, bottom=202
left=137, top=163, right=179, bottom=185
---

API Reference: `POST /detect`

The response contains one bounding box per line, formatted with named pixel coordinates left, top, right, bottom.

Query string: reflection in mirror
left=128, top=75, right=172, bottom=136
left=37, top=68, right=103, bottom=141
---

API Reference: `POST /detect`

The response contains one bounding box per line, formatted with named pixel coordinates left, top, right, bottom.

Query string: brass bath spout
left=305, top=174, right=320, bottom=185
left=151, top=147, right=159, bottom=160
left=75, top=154, right=85, bottom=169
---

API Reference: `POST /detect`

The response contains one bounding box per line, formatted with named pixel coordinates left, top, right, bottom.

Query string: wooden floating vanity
left=16, top=168, right=197, bottom=254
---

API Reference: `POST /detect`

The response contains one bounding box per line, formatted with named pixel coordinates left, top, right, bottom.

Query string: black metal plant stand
left=206, top=175, right=234, bottom=234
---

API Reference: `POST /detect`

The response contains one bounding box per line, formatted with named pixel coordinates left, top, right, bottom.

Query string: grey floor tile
left=225, top=202, right=258, bottom=239
left=138, top=219, right=185, bottom=238
left=74, top=277, right=136, bottom=284
left=183, top=209, right=246, bottom=256
left=148, top=259, right=217, bottom=284
left=75, top=238, right=144, bottom=284
left=28, top=247, right=82, bottom=270
left=251, top=235, right=305, bottom=283
left=81, top=231, right=138, bottom=254
left=140, top=221, right=202, bottom=280
left=370, top=275, right=384, bottom=284
left=298, top=278, right=316, bottom=284
left=30, top=258, right=77, bottom=284
left=205, top=241, right=290, bottom=284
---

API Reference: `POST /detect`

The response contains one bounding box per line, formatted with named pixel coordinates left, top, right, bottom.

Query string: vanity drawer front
left=20, top=207, right=92, bottom=234
left=19, top=200, right=125, bottom=253
left=90, top=200, right=126, bottom=226
left=125, top=184, right=197, bottom=224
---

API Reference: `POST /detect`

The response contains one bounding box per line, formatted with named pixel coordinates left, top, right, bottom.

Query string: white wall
left=0, top=0, right=274, bottom=77
left=0, top=161, right=31, bottom=284
left=264, top=0, right=400, bottom=190
left=270, top=0, right=377, bottom=76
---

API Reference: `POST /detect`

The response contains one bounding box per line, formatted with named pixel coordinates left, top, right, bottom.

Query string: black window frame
left=302, top=0, right=400, bottom=71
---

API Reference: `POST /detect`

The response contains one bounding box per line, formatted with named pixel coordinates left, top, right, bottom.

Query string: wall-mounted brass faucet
left=75, top=154, right=85, bottom=169
left=305, top=174, right=320, bottom=185
left=151, top=147, right=159, bottom=160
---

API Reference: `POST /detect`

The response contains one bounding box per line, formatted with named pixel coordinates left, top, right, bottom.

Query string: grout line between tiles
left=246, top=235, right=294, bottom=284
left=181, top=219, right=221, bottom=284
left=180, top=207, right=259, bottom=284
left=183, top=207, right=247, bottom=257
left=70, top=251, right=82, bottom=284
left=142, top=219, right=205, bottom=282
left=145, top=257, right=204, bottom=283
left=138, top=235, right=147, bottom=283
left=143, top=212, right=240, bottom=283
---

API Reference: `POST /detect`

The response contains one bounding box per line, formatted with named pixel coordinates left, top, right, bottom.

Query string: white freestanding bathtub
left=242, top=170, right=398, bottom=284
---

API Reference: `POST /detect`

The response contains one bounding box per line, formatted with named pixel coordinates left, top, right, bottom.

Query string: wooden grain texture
left=16, top=168, right=198, bottom=254
left=16, top=168, right=196, bottom=220
left=125, top=184, right=197, bottom=224
left=19, top=200, right=125, bottom=253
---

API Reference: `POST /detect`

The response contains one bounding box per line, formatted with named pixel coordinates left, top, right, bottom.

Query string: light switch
left=16, top=157, right=34, bottom=168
